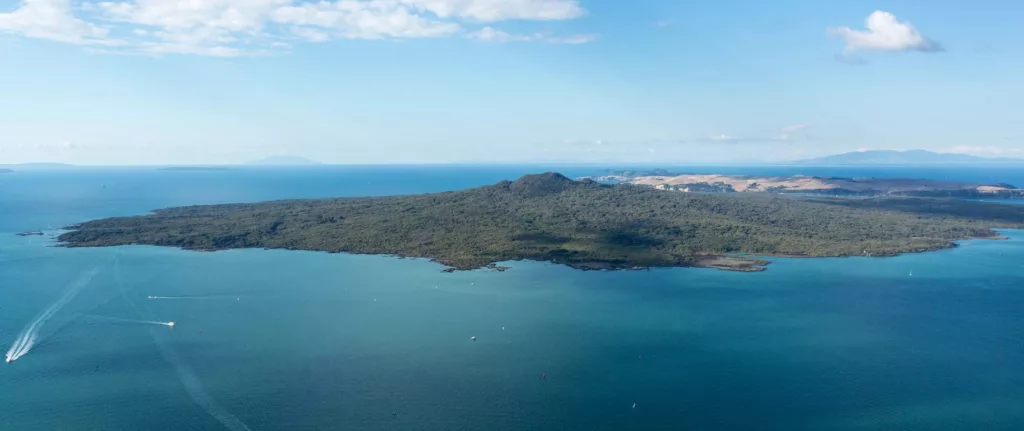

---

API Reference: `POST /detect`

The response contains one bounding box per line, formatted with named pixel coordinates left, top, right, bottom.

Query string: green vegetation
left=58, top=173, right=1024, bottom=272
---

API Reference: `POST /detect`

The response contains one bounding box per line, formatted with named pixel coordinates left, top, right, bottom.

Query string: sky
left=0, top=0, right=1022, bottom=165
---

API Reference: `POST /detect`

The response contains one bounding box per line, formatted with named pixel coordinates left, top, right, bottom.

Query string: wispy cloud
left=560, top=139, right=610, bottom=147
left=829, top=11, right=942, bottom=54
left=697, top=124, right=812, bottom=144
left=0, top=0, right=593, bottom=56
left=467, top=26, right=596, bottom=44
left=545, top=33, right=598, bottom=44
left=16, top=140, right=83, bottom=150
left=699, top=134, right=743, bottom=144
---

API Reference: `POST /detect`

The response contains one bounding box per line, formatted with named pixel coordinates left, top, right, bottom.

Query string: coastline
left=56, top=234, right=1010, bottom=273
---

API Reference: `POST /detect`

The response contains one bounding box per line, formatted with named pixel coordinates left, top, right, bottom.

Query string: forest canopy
left=58, top=173, right=1024, bottom=272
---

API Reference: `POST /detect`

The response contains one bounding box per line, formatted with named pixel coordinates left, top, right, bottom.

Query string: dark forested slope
left=58, top=173, right=1024, bottom=271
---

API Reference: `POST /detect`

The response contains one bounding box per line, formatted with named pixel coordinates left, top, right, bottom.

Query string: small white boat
left=470, top=336, right=477, bottom=341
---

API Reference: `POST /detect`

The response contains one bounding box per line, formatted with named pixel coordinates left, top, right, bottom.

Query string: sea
left=1, top=165, right=1022, bottom=431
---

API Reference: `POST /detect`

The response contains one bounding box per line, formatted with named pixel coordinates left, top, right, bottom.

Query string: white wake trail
left=85, top=315, right=174, bottom=327
left=5, top=266, right=101, bottom=363
left=113, top=254, right=251, bottom=431
left=147, top=295, right=243, bottom=301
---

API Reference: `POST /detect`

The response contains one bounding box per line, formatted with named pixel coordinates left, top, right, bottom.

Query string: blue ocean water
left=1, top=166, right=1023, bottom=430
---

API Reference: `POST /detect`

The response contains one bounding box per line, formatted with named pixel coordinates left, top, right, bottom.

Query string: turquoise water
left=1, top=166, right=1023, bottom=430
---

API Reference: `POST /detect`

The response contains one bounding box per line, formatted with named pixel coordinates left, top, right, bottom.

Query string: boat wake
left=114, top=255, right=250, bottom=431
left=147, top=295, right=242, bottom=301
left=85, top=315, right=175, bottom=327
left=5, top=266, right=102, bottom=363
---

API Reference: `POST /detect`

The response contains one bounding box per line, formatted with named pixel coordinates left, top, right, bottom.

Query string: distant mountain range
left=245, top=156, right=321, bottom=166
left=0, top=162, right=76, bottom=170
left=792, top=150, right=1024, bottom=165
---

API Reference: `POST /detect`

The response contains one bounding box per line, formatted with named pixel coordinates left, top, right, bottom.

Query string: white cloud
left=401, top=0, right=584, bottom=22
left=699, top=124, right=812, bottom=144
left=545, top=32, right=596, bottom=44
left=467, top=26, right=532, bottom=42
left=0, top=0, right=590, bottom=56
left=0, top=0, right=118, bottom=45
left=467, top=26, right=595, bottom=44
left=706, top=134, right=740, bottom=143
left=829, top=11, right=941, bottom=53
left=270, top=1, right=462, bottom=40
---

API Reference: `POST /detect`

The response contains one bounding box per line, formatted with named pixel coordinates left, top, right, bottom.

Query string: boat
left=470, top=336, right=477, bottom=341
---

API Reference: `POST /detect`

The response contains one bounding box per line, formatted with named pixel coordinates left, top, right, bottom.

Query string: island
left=57, top=173, right=1024, bottom=272
left=16, top=231, right=44, bottom=236
left=158, top=166, right=239, bottom=171
left=587, top=171, right=1024, bottom=198
left=0, top=169, right=11, bottom=174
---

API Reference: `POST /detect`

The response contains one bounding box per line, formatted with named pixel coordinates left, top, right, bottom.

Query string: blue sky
left=1, top=0, right=1021, bottom=165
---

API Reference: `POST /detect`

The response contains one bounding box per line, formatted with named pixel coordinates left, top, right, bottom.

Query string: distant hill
left=792, top=150, right=1024, bottom=165
left=245, top=156, right=321, bottom=166
left=0, top=162, right=75, bottom=170
left=159, top=166, right=238, bottom=171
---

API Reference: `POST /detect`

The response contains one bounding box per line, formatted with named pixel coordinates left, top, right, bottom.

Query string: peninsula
left=58, top=173, right=1024, bottom=272
left=589, top=171, right=1024, bottom=198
